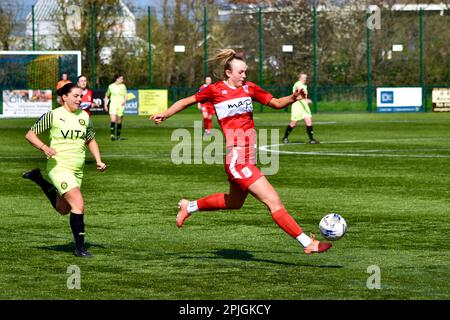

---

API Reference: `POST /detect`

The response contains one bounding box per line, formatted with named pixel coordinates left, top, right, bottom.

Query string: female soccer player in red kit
left=150, top=49, right=332, bottom=255
left=77, top=75, right=95, bottom=117
left=198, top=76, right=215, bottom=136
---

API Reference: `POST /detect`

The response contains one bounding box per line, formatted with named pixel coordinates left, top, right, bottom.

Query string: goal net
left=0, top=51, right=81, bottom=117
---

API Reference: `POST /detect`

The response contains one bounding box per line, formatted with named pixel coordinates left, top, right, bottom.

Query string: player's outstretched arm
left=150, top=95, right=197, bottom=124
left=267, top=88, right=307, bottom=110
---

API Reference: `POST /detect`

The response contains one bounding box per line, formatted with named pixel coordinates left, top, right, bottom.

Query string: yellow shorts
left=48, top=168, right=83, bottom=195
left=291, top=101, right=312, bottom=121
left=109, top=104, right=125, bottom=117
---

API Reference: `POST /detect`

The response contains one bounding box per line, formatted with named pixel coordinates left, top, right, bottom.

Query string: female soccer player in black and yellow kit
left=23, top=83, right=107, bottom=257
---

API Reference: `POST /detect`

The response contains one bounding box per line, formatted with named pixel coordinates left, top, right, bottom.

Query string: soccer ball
left=319, top=213, right=347, bottom=241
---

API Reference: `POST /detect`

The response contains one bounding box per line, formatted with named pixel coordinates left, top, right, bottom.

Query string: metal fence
left=9, top=2, right=450, bottom=112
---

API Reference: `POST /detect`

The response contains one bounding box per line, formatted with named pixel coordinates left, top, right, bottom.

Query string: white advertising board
left=376, top=87, right=422, bottom=112
left=1, top=90, right=52, bottom=118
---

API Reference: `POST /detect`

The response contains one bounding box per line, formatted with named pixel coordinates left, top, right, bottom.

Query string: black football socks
left=70, top=212, right=85, bottom=250
left=283, top=125, right=294, bottom=140
left=34, top=175, right=58, bottom=210
left=117, top=123, right=122, bottom=139
left=110, top=122, right=116, bottom=138
left=306, top=126, right=314, bottom=140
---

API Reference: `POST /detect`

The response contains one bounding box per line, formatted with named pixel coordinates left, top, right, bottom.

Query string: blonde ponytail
left=208, top=48, right=244, bottom=79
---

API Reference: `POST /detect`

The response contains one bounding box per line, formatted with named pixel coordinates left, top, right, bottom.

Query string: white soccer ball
left=319, top=213, right=347, bottom=241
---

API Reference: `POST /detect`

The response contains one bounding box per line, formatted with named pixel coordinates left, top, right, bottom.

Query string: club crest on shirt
left=221, top=90, right=228, bottom=95
left=61, top=182, right=68, bottom=190
left=243, top=85, right=249, bottom=93
left=79, top=119, right=86, bottom=126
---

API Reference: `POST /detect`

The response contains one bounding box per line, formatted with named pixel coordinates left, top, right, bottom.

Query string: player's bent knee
left=69, top=203, right=84, bottom=214
left=55, top=198, right=71, bottom=215
left=265, top=198, right=283, bottom=213
left=58, top=208, right=71, bottom=215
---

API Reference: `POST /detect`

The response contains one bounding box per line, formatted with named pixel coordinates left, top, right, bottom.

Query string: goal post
left=0, top=51, right=81, bottom=117
left=0, top=51, right=81, bottom=90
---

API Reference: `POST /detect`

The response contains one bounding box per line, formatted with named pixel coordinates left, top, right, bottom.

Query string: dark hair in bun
left=56, top=82, right=79, bottom=97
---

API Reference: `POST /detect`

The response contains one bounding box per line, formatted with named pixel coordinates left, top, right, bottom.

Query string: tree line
left=0, top=0, right=448, bottom=89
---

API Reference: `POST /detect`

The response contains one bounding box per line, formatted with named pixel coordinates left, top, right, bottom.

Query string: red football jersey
left=195, top=81, right=273, bottom=147
left=80, top=89, right=93, bottom=117
left=198, top=84, right=215, bottom=114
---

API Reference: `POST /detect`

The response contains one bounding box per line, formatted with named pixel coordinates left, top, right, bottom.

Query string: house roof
left=26, top=0, right=135, bottom=21
left=27, top=0, right=58, bottom=20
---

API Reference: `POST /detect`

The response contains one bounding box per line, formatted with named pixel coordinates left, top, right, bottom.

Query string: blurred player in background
left=56, top=72, right=72, bottom=106
left=77, top=75, right=96, bottom=117
left=282, top=72, right=319, bottom=144
left=197, top=76, right=215, bottom=136
left=104, top=74, right=127, bottom=141
left=56, top=72, right=71, bottom=90
left=22, top=83, right=107, bottom=257
left=150, top=49, right=332, bottom=255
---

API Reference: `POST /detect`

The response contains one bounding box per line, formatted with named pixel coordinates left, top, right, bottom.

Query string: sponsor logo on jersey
left=227, top=98, right=252, bottom=109
left=61, top=130, right=86, bottom=140
left=221, top=90, right=228, bottom=95
left=215, top=97, right=254, bottom=120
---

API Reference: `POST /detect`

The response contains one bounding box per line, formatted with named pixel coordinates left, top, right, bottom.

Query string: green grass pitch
left=0, top=111, right=449, bottom=299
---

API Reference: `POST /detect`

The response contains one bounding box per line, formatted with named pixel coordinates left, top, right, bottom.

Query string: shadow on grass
left=179, top=248, right=342, bottom=268
left=34, top=242, right=107, bottom=253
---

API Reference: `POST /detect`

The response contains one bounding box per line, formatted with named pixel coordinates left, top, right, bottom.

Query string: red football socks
left=197, top=193, right=227, bottom=211
left=271, top=208, right=303, bottom=239
left=204, top=118, right=212, bottom=131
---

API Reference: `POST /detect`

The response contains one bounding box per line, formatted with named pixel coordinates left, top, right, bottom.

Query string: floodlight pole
left=313, top=5, right=318, bottom=113
left=32, top=5, right=35, bottom=51
left=258, top=7, right=263, bottom=112
left=258, top=7, right=263, bottom=85
left=148, top=6, right=153, bottom=86
left=203, top=5, right=208, bottom=78
left=419, top=8, right=425, bottom=111
left=366, top=10, right=372, bottom=112
left=90, top=3, right=95, bottom=88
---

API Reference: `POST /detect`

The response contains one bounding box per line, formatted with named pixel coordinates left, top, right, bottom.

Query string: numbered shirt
left=195, top=81, right=273, bottom=147
left=31, top=106, right=95, bottom=170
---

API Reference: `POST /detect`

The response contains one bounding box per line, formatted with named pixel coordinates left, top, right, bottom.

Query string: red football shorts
left=224, top=146, right=263, bottom=191
left=201, top=104, right=215, bottom=115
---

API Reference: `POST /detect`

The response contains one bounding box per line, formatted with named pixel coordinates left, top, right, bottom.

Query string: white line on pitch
left=259, top=140, right=450, bottom=158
